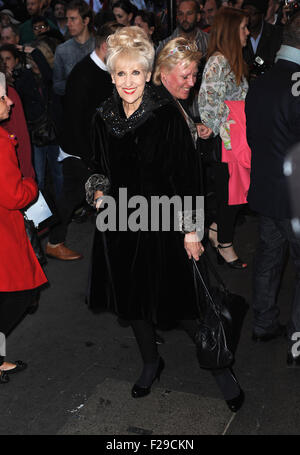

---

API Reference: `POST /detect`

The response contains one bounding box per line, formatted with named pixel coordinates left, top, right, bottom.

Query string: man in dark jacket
left=60, top=21, right=118, bottom=165
left=245, top=11, right=300, bottom=366
left=45, top=22, right=117, bottom=261
left=243, top=0, right=282, bottom=79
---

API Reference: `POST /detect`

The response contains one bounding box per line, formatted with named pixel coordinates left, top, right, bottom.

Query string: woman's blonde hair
left=106, top=26, right=155, bottom=74
left=152, top=37, right=201, bottom=86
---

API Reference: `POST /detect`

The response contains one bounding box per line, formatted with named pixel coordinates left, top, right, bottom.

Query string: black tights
left=130, top=319, right=240, bottom=401
left=212, top=162, right=241, bottom=244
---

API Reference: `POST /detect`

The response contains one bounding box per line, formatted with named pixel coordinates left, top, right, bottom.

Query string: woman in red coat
left=0, top=72, right=47, bottom=383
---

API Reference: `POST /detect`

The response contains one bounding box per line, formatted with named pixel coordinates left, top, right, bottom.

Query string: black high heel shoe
left=216, top=244, right=247, bottom=270
left=226, top=388, right=245, bottom=413
left=131, top=357, right=165, bottom=399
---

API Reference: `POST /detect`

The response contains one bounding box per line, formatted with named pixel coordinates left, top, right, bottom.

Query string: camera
left=11, top=51, right=32, bottom=80
left=12, top=67, right=23, bottom=79
left=249, top=56, right=270, bottom=80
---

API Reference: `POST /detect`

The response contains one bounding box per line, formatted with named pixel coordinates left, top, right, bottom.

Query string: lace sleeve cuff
left=178, top=209, right=204, bottom=236
left=85, top=174, right=110, bottom=206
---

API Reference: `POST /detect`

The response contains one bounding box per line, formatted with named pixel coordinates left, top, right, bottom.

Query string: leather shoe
left=4, top=360, right=27, bottom=375
left=46, top=243, right=83, bottom=261
left=287, top=352, right=300, bottom=368
left=252, top=324, right=286, bottom=342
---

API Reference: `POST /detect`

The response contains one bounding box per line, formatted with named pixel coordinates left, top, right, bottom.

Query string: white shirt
left=250, top=22, right=264, bottom=55
left=90, top=50, right=108, bottom=71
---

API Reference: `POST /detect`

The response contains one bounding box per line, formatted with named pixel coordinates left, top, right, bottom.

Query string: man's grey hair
left=283, top=11, right=300, bottom=49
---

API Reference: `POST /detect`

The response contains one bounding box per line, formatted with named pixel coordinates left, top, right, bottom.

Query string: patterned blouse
left=198, top=54, right=249, bottom=136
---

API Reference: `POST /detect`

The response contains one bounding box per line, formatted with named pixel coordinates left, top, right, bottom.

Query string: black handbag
left=23, top=215, right=47, bottom=266
left=198, top=134, right=222, bottom=165
left=193, top=255, right=248, bottom=369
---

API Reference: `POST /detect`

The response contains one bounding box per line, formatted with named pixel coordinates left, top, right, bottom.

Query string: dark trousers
left=131, top=319, right=240, bottom=401
left=49, top=157, right=91, bottom=245
left=212, top=162, right=241, bottom=244
left=33, top=144, right=64, bottom=201
left=253, top=215, right=300, bottom=344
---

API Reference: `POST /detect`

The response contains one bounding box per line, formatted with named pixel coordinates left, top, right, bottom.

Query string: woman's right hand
left=94, top=190, right=104, bottom=210
left=197, top=123, right=213, bottom=139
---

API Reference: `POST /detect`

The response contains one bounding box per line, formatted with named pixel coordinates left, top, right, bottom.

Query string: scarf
left=98, top=84, right=169, bottom=137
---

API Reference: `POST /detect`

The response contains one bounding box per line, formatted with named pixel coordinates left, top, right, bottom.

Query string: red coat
left=0, top=126, right=47, bottom=292
left=2, top=86, right=35, bottom=179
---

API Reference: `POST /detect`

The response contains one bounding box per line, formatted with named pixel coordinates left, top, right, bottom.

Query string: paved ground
left=1, top=212, right=300, bottom=437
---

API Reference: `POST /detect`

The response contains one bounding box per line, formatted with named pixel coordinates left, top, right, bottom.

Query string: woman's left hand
left=184, top=232, right=205, bottom=261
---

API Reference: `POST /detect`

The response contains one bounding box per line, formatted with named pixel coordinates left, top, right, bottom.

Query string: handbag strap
left=202, top=251, right=228, bottom=294
left=192, top=258, right=221, bottom=316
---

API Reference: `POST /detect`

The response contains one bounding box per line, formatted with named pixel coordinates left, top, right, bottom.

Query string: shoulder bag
left=192, top=254, right=248, bottom=369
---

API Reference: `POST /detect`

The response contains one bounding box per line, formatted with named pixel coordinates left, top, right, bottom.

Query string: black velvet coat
left=88, top=85, right=203, bottom=325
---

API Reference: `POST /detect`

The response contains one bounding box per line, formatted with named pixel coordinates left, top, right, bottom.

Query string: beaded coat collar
left=97, top=84, right=169, bottom=137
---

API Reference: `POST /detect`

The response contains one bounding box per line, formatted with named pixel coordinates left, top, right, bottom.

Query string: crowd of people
left=0, top=0, right=300, bottom=419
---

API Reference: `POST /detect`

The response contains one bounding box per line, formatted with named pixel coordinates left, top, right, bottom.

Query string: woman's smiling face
left=161, top=60, right=198, bottom=100
left=111, top=55, right=151, bottom=112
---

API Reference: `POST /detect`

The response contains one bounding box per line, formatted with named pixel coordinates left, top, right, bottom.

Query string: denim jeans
left=33, top=144, right=64, bottom=200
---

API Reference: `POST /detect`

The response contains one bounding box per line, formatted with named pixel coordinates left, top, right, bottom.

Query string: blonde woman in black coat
left=86, top=27, right=244, bottom=412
